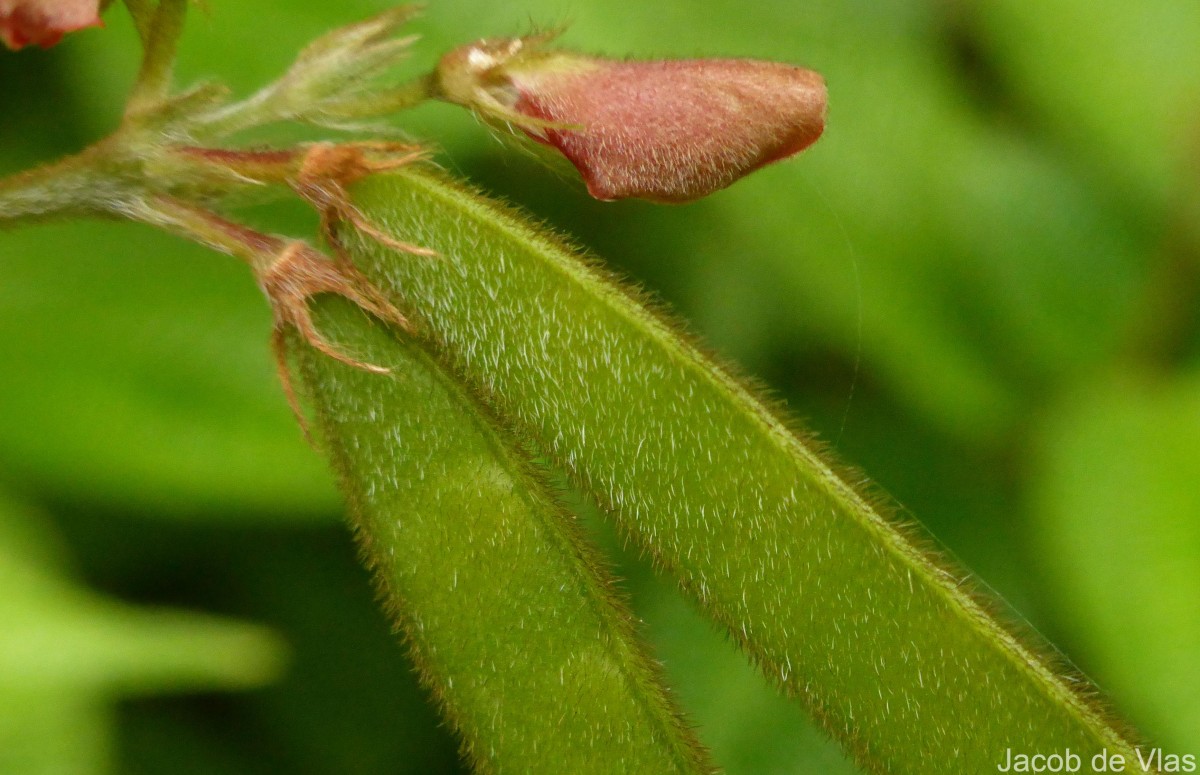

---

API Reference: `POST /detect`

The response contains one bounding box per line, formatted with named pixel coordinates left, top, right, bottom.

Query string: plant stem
left=0, top=144, right=119, bottom=224
left=326, top=71, right=438, bottom=118
left=126, top=0, right=189, bottom=116
left=193, top=72, right=438, bottom=141
left=0, top=153, right=278, bottom=273
left=122, top=0, right=155, bottom=44
left=134, top=196, right=283, bottom=273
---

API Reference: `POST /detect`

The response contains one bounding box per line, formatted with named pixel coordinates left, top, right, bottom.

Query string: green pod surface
left=340, top=167, right=1146, bottom=774
left=296, top=299, right=712, bottom=775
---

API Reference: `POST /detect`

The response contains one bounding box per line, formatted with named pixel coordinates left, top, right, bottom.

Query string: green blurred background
left=2, top=1, right=1198, bottom=772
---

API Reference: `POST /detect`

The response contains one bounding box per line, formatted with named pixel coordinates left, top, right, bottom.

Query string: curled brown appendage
left=161, top=145, right=435, bottom=436
left=257, top=240, right=412, bottom=434
left=291, top=141, right=437, bottom=261
left=176, top=141, right=437, bottom=260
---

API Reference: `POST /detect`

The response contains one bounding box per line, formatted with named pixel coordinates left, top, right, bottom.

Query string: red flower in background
left=1, top=0, right=102, bottom=50
left=437, top=38, right=827, bottom=202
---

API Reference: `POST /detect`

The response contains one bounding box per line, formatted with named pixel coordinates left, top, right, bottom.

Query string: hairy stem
left=0, top=144, right=120, bottom=224
left=121, top=0, right=155, bottom=44
left=126, top=0, right=189, bottom=116
left=131, top=196, right=283, bottom=273
left=326, top=71, right=439, bottom=119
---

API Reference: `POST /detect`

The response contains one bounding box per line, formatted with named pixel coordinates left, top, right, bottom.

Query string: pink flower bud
left=1, top=0, right=103, bottom=50
left=436, top=37, right=827, bottom=202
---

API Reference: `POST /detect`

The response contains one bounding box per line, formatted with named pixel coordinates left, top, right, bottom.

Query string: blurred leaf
left=102, top=520, right=465, bottom=775
left=0, top=688, right=111, bottom=775
left=0, top=490, right=287, bottom=775
left=1030, top=371, right=1200, bottom=750
left=0, top=219, right=337, bottom=518
left=976, top=0, right=1200, bottom=206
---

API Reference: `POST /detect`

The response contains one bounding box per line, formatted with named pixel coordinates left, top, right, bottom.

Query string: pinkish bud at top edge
left=1, top=0, right=104, bottom=50
left=435, top=38, right=827, bottom=203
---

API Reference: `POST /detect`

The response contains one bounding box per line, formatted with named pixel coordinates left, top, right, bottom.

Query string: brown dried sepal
left=166, top=143, right=436, bottom=434
left=176, top=141, right=437, bottom=258
left=258, top=240, right=411, bottom=433
left=292, top=141, right=436, bottom=260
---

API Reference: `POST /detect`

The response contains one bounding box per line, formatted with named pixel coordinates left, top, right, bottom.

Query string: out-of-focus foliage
left=0, top=491, right=285, bottom=775
left=1030, top=373, right=1200, bottom=752
left=0, top=0, right=1196, bottom=772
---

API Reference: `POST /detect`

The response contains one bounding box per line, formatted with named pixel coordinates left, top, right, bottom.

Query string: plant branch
left=321, top=71, right=438, bottom=120
left=126, top=0, right=189, bottom=117
left=122, top=0, right=155, bottom=45
left=131, top=196, right=282, bottom=273
left=0, top=143, right=121, bottom=224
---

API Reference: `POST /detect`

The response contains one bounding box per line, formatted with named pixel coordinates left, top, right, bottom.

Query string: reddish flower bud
left=0, top=0, right=103, bottom=50
left=436, top=37, right=827, bottom=202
